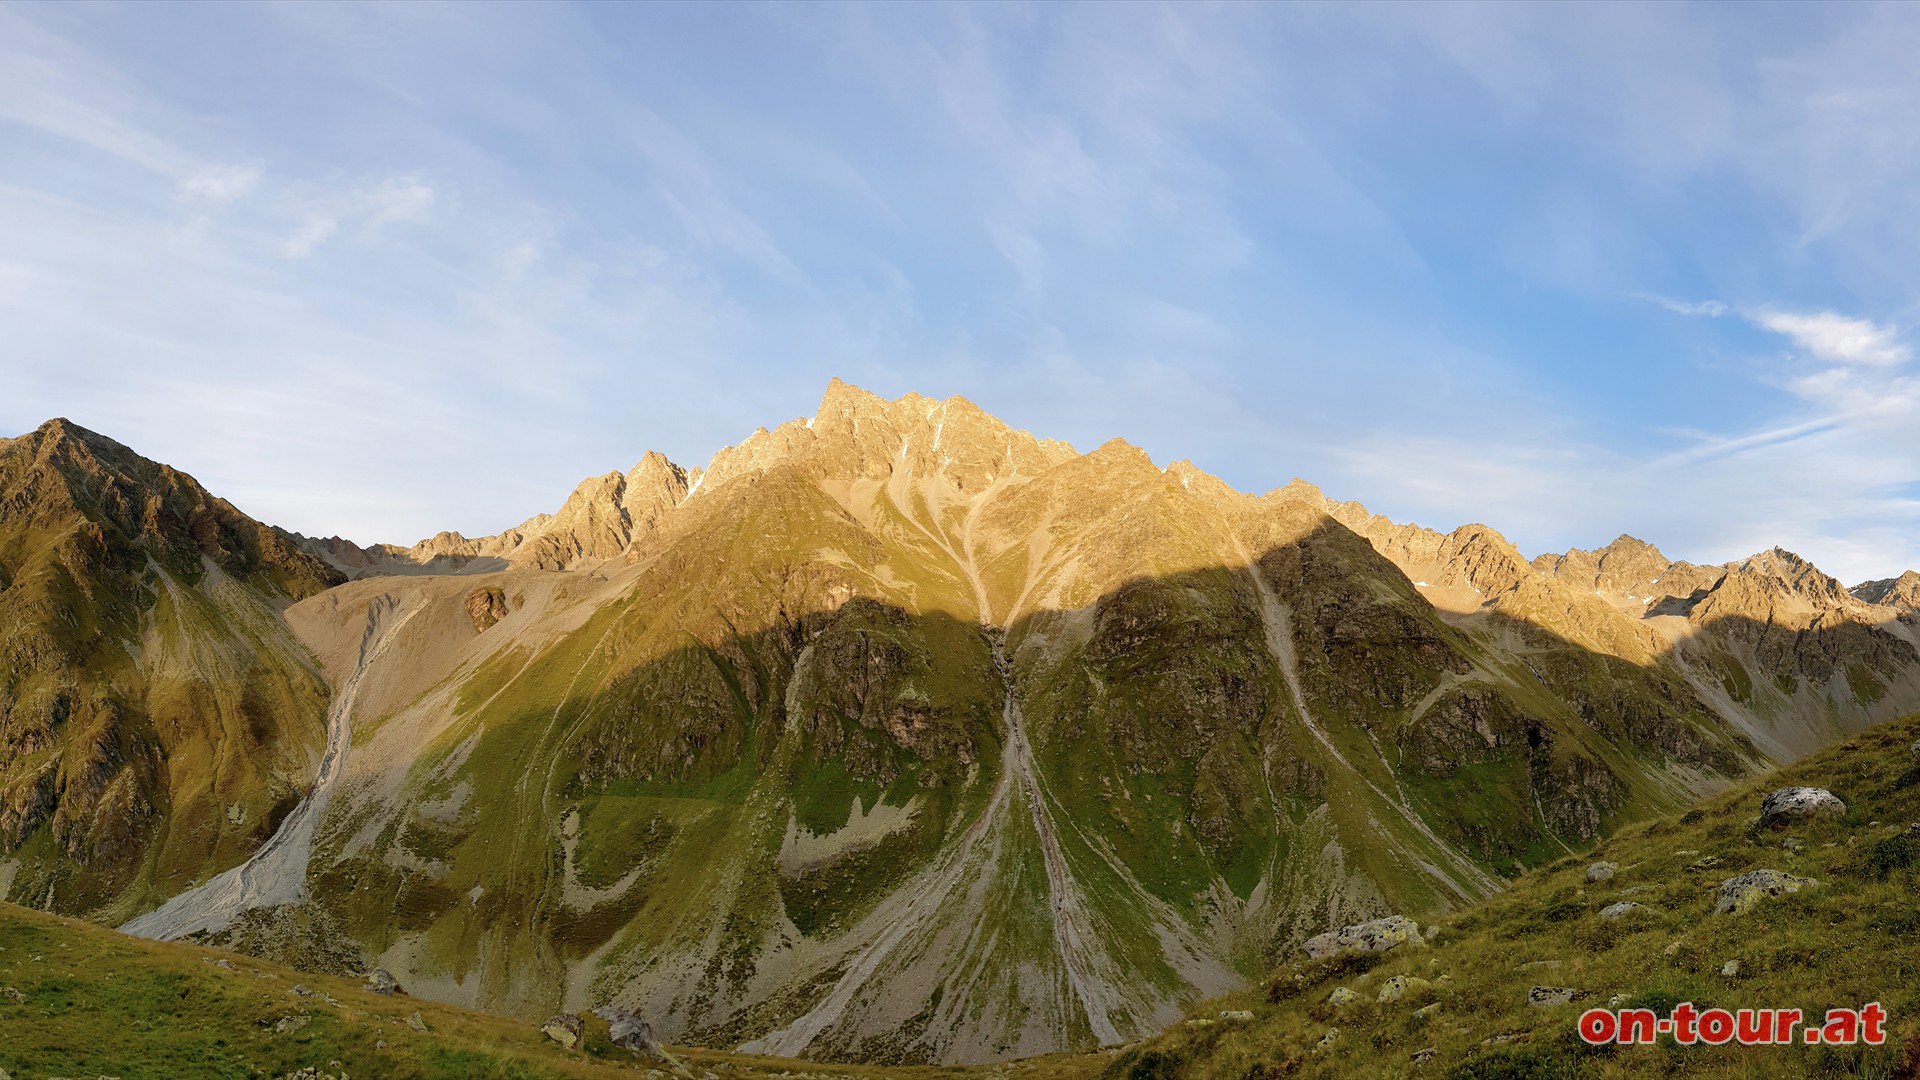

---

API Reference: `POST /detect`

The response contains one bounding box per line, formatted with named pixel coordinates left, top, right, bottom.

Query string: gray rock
left=542, top=1013, right=585, bottom=1049
left=1585, top=861, right=1617, bottom=883
left=1302, top=914, right=1421, bottom=959
left=1599, top=901, right=1644, bottom=919
left=1911, top=739, right=1920, bottom=757
left=1411, top=1047, right=1436, bottom=1064
left=1716, top=869, right=1818, bottom=914
left=1377, top=975, right=1430, bottom=1003
left=363, top=968, right=401, bottom=996
left=1315, top=1028, right=1340, bottom=1051
left=1327, top=986, right=1362, bottom=1006
left=1412, top=1002, right=1441, bottom=1020
left=406, top=1011, right=428, bottom=1032
left=1721, top=959, right=1740, bottom=977
left=272, top=1013, right=311, bottom=1034
left=595, top=1006, right=668, bottom=1063
left=1527, top=986, right=1589, bottom=1007
left=1759, top=786, right=1846, bottom=825
left=1219, top=1009, right=1254, bottom=1022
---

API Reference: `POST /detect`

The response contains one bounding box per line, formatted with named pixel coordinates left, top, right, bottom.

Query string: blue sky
left=6, top=2, right=1920, bottom=583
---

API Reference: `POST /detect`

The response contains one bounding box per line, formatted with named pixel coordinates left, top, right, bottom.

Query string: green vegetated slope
left=234, top=383, right=1791, bottom=1065
left=1112, top=711, right=1920, bottom=1080
left=0, top=420, right=341, bottom=920
left=0, top=900, right=1098, bottom=1080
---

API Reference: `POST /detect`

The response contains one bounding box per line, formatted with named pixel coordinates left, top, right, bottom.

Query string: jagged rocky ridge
left=8, top=384, right=1920, bottom=1066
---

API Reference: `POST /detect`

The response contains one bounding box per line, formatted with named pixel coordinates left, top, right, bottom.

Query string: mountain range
left=4, top=380, right=1920, bottom=1065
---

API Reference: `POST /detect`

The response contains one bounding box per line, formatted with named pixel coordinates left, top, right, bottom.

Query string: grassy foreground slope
left=0, top=901, right=1099, bottom=1080
left=1110, top=712, right=1920, bottom=1079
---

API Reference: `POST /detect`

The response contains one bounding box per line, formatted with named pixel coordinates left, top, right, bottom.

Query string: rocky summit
left=7, top=382, right=1920, bottom=1066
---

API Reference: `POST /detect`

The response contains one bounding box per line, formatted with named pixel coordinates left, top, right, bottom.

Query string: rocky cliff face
left=0, top=419, right=337, bottom=919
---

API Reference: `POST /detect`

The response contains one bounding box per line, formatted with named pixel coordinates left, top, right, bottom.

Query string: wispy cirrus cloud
left=1750, top=310, right=1910, bottom=367
left=1636, top=293, right=1729, bottom=318
left=179, top=162, right=262, bottom=202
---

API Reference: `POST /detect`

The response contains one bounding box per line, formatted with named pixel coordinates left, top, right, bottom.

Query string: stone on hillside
left=542, top=1013, right=585, bottom=1049
left=1585, top=861, right=1617, bottom=883
left=406, top=1011, right=428, bottom=1032
left=273, top=1013, right=311, bottom=1034
left=363, top=968, right=401, bottom=996
left=1327, top=987, right=1362, bottom=1006
left=1716, top=869, right=1817, bottom=914
left=1377, top=975, right=1431, bottom=1003
left=1911, top=739, right=1920, bottom=757
left=1760, top=787, right=1846, bottom=825
left=1413, top=1002, right=1440, bottom=1020
left=1315, top=1028, right=1340, bottom=1051
left=1302, top=914, right=1420, bottom=959
left=595, top=1006, right=668, bottom=1062
left=464, top=586, right=510, bottom=632
left=1722, top=959, right=1740, bottom=977
left=1527, top=986, right=1588, bottom=1007
left=1411, top=1047, right=1436, bottom=1064
left=1599, top=902, right=1643, bottom=919
left=1219, top=1009, right=1254, bottom=1022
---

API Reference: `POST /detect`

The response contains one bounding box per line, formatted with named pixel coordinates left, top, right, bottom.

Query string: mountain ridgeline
left=4, top=383, right=1920, bottom=1065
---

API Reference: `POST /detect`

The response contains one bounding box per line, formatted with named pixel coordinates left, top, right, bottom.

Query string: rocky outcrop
left=594, top=1006, right=670, bottom=1062
left=463, top=587, right=509, bottom=633
left=1303, top=915, right=1421, bottom=960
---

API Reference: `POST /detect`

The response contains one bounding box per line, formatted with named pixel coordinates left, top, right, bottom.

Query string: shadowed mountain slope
left=0, top=419, right=340, bottom=919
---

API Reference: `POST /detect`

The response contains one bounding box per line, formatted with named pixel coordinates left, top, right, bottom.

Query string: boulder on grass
left=542, top=1013, right=585, bottom=1049
left=1759, top=787, right=1845, bottom=826
left=1715, top=869, right=1817, bottom=914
